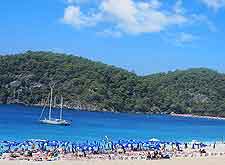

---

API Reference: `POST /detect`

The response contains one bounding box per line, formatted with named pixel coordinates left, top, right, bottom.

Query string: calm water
left=0, top=104, right=225, bottom=142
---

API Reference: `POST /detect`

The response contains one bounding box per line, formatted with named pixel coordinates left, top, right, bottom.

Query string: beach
left=1, top=157, right=225, bottom=165
left=1, top=139, right=225, bottom=164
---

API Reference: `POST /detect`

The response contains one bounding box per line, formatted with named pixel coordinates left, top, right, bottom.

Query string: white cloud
left=175, top=32, right=198, bottom=43
left=62, top=0, right=188, bottom=35
left=62, top=5, right=102, bottom=27
left=100, top=0, right=187, bottom=34
left=201, top=0, right=225, bottom=10
left=101, top=0, right=138, bottom=27
left=63, top=6, right=83, bottom=27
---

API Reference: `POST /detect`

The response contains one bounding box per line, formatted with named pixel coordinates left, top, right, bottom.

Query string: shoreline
left=170, top=113, right=225, bottom=121
left=5, top=103, right=225, bottom=121
left=2, top=103, right=225, bottom=121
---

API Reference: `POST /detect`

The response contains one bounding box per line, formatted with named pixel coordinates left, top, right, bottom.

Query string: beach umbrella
left=19, top=141, right=33, bottom=149
left=149, top=138, right=160, bottom=142
left=27, top=140, right=42, bottom=148
left=29, top=139, right=47, bottom=143
left=175, top=142, right=182, bottom=145
left=24, top=140, right=35, bottom=146
left=1, top=141, right=18, bottom=147
left=142, top=142, right=150, bottom=148
left=1, top=141, right=19, bottom=151
left=118, top=139, right=128, bottom=144
left=200, top=143, right=207, bottom=148
left=1, top=141, right=11, bottom=144
left=47, top=140, right=59, bottom=147
left=33, top=140, right=48, bottom=147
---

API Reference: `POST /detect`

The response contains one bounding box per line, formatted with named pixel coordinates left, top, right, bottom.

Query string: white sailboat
left=39, top=87, right=71, bottom=126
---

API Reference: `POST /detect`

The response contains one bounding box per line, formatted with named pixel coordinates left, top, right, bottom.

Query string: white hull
left=40, top=118, right=71, bottom=126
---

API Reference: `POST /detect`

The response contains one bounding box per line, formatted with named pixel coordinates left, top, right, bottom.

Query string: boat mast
left=60, top=96, right=63, bottom=120
left=49, top=87, right=53, bottom=120
left=53, top=96, right=56, bottom=108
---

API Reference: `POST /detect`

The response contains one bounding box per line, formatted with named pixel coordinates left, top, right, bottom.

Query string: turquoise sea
left=0, top=104, right=225, bottom=143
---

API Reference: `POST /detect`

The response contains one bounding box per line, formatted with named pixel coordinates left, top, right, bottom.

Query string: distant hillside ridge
left=0, top=51, right=225, bottom=117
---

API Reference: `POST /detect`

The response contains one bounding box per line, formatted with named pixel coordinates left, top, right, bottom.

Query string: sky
left=0, top=0, right=225, bottom=75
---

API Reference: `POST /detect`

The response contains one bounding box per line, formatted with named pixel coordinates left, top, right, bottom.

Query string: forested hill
left=0, top=51, right=225, bottom=117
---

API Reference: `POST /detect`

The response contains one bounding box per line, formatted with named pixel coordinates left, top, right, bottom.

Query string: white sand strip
left=1, top=157, right=225, bottom=165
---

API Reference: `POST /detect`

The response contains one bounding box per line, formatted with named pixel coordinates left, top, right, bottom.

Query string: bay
left=0, top=104, right=225, bottom=143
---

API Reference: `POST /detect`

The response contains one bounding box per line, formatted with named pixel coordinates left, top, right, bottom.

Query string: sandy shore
left=1, top=157, right=225, bottom=165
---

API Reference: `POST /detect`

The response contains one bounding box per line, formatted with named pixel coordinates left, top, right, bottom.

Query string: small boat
left=39, top=87, right=71, bottom=126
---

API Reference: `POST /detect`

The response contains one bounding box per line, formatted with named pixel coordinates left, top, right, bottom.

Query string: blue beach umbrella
left=170, top=141, right=180, bottom=145
left=19, top=141, right=33, bottom=149
left=200, top=143, right=207, bottom=148
left=29, top=139, right=47, bottom=147
left=47, top=140, right=59, bottom=147
left=2, top=141, right=18, bottom=147
left=1, top=141, right=19, bottom=151
left=29, top=139, right=46, bottom=142
left=24, top=140, right=34, bottom=146
left=118, top=139, right=128, bottom=144
left=36, top=140, right=48, bottom=146
left=154, top=144, right=161, bottom=150
left=175, top=142, right=182, bottom=145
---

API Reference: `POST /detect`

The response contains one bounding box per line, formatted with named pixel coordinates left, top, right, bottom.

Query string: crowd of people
left=0, top=139, right=222, bottom=162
